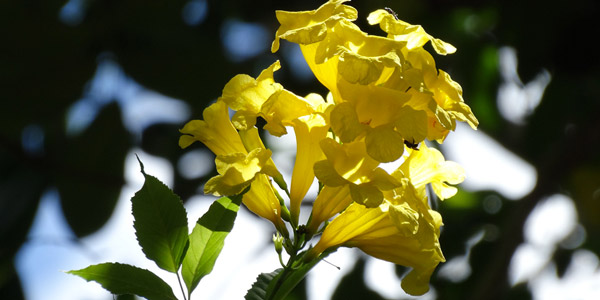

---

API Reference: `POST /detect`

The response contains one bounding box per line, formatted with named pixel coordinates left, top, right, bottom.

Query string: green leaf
left=67, top=263, right=178, bottom=300
left=132, top=156, right=189, bottom=273
left=182, top=192, right=244, bottom=295
left=245, top=269, right=282, bottom=300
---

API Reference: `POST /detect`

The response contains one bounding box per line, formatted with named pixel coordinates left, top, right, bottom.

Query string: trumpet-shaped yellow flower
left=178, top=98, right=280, bottom=195
left=288, top=114, right=329, bottom=223
left=215, top=60, right=337, bottom=225
left=179, top=98, right=285, bottom=227
left=297, top=18, right=407, bottom=103
left=243, top=174, right=288, bottom=235
left=426, top=69, right=479, bottom=132
left=306, top=200, right=444, bottom=296
left=259, top=90, right=331, bottom=224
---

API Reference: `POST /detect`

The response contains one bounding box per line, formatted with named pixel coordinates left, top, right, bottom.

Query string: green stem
left=267, top=253, right=296, bottom=300
left=176, top=272, right=188, bottom=300
left=272, top=185, right=293, bottom=226
left=266, top=251, right=330, bottom=300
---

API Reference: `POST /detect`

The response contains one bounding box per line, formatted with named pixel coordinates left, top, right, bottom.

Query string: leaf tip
left=135, top=153, right=146, bottom=175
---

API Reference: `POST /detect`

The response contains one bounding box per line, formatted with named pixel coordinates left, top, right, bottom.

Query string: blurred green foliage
left=1, top=0, right=599, bottom=299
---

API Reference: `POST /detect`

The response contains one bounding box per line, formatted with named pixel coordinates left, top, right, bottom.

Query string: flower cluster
left=179, top=0, right=477, bottom=296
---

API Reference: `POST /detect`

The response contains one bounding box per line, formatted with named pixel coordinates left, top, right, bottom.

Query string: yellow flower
left=179, top=98, right=285, bottom=227
left=306, top=199, right=445, bottom=296
left=179, top=99, right=280, bottom=197
left=272, top=0, right=478, bottom=161
left=297, top=16, right=406, bottom=103
left=260, top=95, right=331, bottom=224
left=243, top=174, right=288, bottom=235
left=219, top=62, right=333, bottom=223
left=397, top=142, right=465, bottom=200
left=187, top=61, right=339, bottom=227
left=401, top=48, right=479, bottom=142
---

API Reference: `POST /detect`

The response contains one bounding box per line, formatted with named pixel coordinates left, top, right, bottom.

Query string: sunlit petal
left=179, top=100, right=245, bottom=155
left=289, top=114, right=329, bottom=222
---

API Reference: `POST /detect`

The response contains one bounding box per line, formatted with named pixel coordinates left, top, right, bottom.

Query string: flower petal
left=261, top=89, right=322, bottom=136
left=238, top=127, right=287, bottom=191
left=289, top=114, right=329, bottom=222
left=242, top=174, right=287, bottom=233
left=307, top=185, right=352, bottom=233
left=204, top=148, right=272, bottom=196
left=178, top=100, right=246, bottom=155
left=365, top=125, right=404, bottom=163
left=220, top=61, right=282, bottom=116
left=394, top=105, right=429, bottom=145
left=349, top=182, right=384, bottom=208
left=309, top=203, right=389, bottom=257
left=367, top=9, right=456, bottom=55
left=329, top=101, right=366, bottom=143
left=271, top=0, right=357, bottom=53
left=399, top=143, right=465, bottom=200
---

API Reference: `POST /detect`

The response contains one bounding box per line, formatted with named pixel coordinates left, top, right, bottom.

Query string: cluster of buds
left=179, top=0, right=477, bottom=295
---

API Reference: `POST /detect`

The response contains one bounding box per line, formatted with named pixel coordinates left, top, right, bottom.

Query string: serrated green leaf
left=182, top=192, right=244, bottom=295
left=245, top=269, right=282, bottom=300
left=67, top=263, right=178, bottom=300
left=132, top=156, right=189, bottom=273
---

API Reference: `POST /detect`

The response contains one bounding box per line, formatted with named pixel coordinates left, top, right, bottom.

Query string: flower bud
left=272, top=233, right=284, bottom=254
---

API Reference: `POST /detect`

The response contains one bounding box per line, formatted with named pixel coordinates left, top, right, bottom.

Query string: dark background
left=2, top=0, right=599, bottom=299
